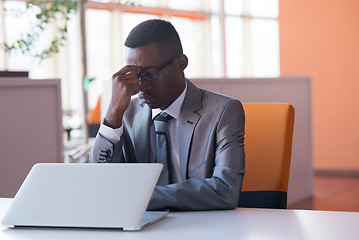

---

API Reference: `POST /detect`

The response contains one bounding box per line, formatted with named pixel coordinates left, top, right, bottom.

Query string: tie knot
left=153, top=112, right=172, bottom=133
left=154, top=112, right=172, bottom=122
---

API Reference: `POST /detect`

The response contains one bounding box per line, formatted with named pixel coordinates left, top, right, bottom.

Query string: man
left=89, top=19, right=245, bottom=211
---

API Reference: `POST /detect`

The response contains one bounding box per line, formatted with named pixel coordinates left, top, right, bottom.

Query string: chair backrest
left=238, top=103, right=295, bottom=209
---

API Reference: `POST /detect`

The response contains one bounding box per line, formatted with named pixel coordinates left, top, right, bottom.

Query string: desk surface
left=1, top=198, right=359, bottom=240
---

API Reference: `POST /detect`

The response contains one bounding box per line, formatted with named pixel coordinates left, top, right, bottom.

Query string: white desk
left=1, top=198, right=358, bottom=240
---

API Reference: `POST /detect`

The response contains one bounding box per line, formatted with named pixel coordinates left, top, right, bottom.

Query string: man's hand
left=104, top=65, right=140, bottom=129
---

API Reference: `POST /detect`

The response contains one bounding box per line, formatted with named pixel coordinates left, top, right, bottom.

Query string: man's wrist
left=103, top=113, right=123, bottom=129
left=103, top=118, right=115, bottom=128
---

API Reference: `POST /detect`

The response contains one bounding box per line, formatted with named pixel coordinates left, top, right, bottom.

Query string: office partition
left=0, top=78, right=63, bottom=197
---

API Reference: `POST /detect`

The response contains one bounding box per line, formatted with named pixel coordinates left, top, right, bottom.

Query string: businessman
left=89, top=19, right=245, bottom=211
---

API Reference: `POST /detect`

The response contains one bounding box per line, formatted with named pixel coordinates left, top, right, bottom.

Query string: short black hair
left=124, top=19, right=183, bottom=54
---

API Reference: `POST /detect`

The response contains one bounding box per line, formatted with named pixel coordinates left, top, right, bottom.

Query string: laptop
left=1, top=163, right=168, bottom=231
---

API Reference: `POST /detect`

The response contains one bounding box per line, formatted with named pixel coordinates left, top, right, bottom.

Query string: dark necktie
left=153, top=112, right=173, bottom=186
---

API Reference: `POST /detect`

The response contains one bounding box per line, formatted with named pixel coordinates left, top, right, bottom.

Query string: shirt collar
left=152, top=81, right=187, bottom=121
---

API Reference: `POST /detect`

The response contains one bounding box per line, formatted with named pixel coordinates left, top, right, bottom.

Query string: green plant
left=3, top=0, right=82, bottom=61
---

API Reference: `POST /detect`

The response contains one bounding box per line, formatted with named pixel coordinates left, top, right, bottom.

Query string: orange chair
left=88, top=96, right=101, bottom=124
left=238, top=103, right=295, bottom=209
left=88, top=96, right=102, bottom=138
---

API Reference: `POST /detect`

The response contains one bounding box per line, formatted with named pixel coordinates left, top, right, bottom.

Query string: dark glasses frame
left=137, top=55, right=179, bottom=82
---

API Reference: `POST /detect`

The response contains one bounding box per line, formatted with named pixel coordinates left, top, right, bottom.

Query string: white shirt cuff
left=99, top=123, right=123, bottom=143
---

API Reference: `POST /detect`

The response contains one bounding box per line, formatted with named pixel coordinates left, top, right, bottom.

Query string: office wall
left=279, top=0, right=359, bottom=171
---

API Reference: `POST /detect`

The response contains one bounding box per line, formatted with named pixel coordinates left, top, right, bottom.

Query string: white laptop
left=1, top=163, right=168, bottom=231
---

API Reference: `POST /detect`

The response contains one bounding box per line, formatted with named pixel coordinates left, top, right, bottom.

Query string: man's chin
left=141, top=96, right=168, bottom=109
left=144, top=100, right=159, bottom=109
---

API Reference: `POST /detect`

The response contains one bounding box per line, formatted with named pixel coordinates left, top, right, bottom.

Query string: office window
left=249, top=0, right=278, bottom=18
left=251, top=19, right=279, bottom=77
left=3, top=1, right=35, bottom=72
left=225, top=16, right=244, bottom=77
left=86, top=9, right=111, bottom=109
left=0, top=0, right=279, bottom=129
left=135, top=0, right=160, bottom=8
left=210, top=15, right=223, bottom=77
left=171, top=17, right=211, bottom=78
left=224, top=0, right=279, bottom=77
left=224, top=0, right=243, bottom=15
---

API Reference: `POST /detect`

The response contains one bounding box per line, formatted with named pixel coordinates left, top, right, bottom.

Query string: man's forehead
left=125, top=45, right=172, bottom=65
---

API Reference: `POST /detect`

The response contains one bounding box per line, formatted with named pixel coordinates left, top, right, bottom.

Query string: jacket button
left=105, top=150, right=111, bottom=160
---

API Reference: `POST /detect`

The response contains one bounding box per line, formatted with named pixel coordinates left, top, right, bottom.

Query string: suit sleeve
left=148, top=100, right=245, bottom=211
left=89, top=123, right=124, bottom=163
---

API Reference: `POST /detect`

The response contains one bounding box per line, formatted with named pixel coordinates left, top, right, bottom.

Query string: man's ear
left=177, top=54, right=188, bottom=70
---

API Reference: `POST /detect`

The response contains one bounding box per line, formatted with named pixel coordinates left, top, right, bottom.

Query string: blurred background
left=1, top=0, right=359, bottom=210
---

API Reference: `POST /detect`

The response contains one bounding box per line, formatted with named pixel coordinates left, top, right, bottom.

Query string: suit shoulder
left=201, top=89, right=243, bottom=107
left=196, top=89, right=244, bottom=121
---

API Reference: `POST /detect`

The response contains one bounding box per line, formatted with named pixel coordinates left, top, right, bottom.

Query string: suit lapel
left=178, top=81, right=202, bottom=180
left=133, top=102, right=151, bottom=163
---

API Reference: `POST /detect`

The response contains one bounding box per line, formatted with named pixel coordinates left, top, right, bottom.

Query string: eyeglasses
left=137, top=55, right=178, bottom=82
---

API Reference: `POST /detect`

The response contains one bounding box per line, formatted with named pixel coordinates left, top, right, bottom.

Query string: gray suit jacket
left=89, top=80, right=245, bottom=211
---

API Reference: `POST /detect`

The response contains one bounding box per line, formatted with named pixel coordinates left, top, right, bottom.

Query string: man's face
left=125, top=42, right=186, bottom=110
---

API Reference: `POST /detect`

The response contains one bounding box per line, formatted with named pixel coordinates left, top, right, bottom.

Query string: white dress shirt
left=99, top=82, right=188, bottom=183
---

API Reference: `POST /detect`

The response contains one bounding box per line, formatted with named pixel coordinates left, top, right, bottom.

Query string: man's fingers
left=113, top=65, right=140, bottom=76
left=112, top=66, right=140, bottom=84
left=125, top=81, right=140, bottom=95
left=113, top=75, right=139, bottom=91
